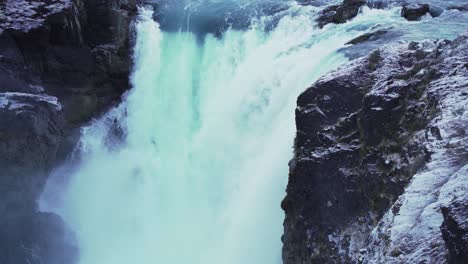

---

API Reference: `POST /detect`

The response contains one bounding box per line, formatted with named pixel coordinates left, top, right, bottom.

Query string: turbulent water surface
left=39, top=1, right=466, bottom=263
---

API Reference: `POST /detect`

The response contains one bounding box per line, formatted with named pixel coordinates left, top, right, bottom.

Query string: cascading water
left=40, top=2, right=407, bottom=264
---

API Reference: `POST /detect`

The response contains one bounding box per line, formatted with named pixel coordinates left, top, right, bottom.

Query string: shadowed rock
left=441, top=198, right=468, bottom=264
left=401, top=3, right=430, bottom=21
left=0, top=93, right=77, bottom=264
left=0, top=0, right=141, bottom=263
left=316, top=0, right=366, bottom=28
left=0, top=0, right=140, bottom=124
left=345, top=30, right=389, bottom=45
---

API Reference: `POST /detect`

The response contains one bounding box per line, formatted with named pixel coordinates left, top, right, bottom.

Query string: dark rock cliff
left=0, top=0, right=140, bottom=263
left=0, top=0, right=139, bottom=123
left=282, top=34, right=468, bottom=263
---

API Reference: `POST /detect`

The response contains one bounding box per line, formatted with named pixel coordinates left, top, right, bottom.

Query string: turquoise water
left=38, top=3, right=461, bottom=264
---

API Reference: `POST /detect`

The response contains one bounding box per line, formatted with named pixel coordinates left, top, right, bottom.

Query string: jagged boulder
left=316, top=0, right=366, bottom=28
left=401, top=3, right=430, bottom=21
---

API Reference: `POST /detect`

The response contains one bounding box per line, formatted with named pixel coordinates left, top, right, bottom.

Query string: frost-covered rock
left=363, top=35, right=468, bottom=263
left=282, top=34, right=468, bottom=263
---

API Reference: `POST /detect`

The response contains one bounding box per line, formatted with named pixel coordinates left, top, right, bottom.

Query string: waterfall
left=40, top=3, right=403, bottom=264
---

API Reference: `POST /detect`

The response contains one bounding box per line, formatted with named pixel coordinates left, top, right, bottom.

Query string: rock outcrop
left=316, top=0, right=366, bottom=28
left=401, top=3, right=430, bottom=21
left=0, top=0, right=140, bottom=263
left=345, top=30, right=389, bottom=45
left=282, top=34, right=468, bottom=263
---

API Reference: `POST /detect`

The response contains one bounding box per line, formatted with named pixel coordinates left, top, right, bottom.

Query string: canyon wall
left=0, top=0, right=140, bottom=263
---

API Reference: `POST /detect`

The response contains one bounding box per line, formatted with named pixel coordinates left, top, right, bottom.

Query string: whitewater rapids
left=40, top=3, right=405, bottom=264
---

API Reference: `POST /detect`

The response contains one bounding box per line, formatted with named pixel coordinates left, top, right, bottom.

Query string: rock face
left=441, top=197, right=468, bottom=263
left=0, top=0, right=139, bottom=124
left=282, top=34, right=468, bottom=263
left=0, top=0, right=140, bottom=263
left=0, top=93, right=76, bottom=263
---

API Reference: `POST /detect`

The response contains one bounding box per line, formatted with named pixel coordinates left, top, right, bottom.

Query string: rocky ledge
left=0, top=0, right=140, bottom=263
left=282, top=34, right=468, bottom=263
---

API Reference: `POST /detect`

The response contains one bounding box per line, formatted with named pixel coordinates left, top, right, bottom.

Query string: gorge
left=0, top=0, right=467, bottom=263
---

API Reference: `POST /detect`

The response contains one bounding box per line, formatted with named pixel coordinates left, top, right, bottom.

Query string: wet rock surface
left=345, top=30, right=389, bottom=45
left=441, top=197, right=468, bottom=264
left=401, top=3, right=430, bottom=21
left=0, top=0, right=140, bottom=263
left=282, top=34, right=468, bottom=263
left=316, top=0, right=366, bottom=28
left=0, top=0, right=139, bottom=124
